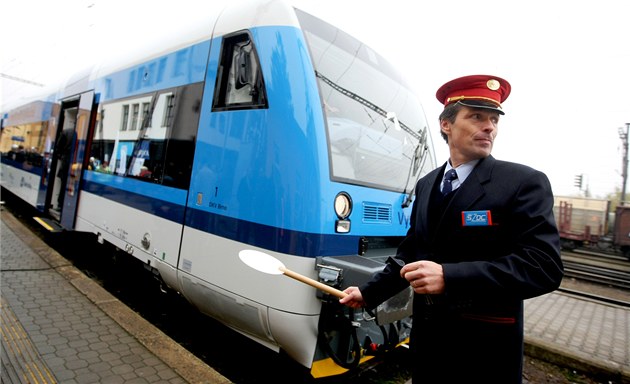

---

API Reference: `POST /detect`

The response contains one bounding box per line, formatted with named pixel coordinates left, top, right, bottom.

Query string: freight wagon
left=554, top=195, right=630, bottom=258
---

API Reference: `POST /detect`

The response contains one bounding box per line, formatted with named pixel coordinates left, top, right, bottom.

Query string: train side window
left=89, top=83, right=202, bottom=190
left=0, top=119, right=48, bottom=168
left=212, top=32, right=268, bottom=111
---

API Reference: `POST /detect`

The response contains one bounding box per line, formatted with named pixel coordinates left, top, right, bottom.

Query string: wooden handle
left=279, top=266, right=347, bottom=299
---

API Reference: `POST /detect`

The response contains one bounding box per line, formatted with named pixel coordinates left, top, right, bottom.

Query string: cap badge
left=486, top=79, right=500, bottom=90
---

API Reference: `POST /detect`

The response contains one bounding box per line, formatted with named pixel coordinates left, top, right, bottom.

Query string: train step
left=33, top=217, right=64, bottom=232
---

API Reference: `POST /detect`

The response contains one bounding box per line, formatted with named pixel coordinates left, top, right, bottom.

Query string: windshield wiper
left=315, top=71, right=422, bottom=141
left=402, top=128, right=429, bottom=208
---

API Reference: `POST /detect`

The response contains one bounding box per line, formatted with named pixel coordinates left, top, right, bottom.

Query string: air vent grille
left=363, top=202, right=392, bottom=224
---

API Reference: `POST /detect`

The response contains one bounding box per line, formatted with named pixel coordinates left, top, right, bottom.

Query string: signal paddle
left=238, top=249, right=347, bottom=299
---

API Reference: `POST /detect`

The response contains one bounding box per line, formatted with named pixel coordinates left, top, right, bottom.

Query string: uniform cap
left=436, top=75, right=511, bottom=115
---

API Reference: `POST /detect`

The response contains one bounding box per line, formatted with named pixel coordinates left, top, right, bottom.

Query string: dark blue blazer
left=361, top=155, right=563, bottom=383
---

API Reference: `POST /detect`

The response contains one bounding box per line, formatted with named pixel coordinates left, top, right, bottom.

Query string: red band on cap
left=436, top=75, right=511, bottom=107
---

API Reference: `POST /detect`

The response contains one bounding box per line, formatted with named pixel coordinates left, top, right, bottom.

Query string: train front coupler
left=314, top=256, right=413, bottom=365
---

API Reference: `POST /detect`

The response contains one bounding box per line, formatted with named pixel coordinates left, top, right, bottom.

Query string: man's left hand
left=400, top=260, right=445, bottom=294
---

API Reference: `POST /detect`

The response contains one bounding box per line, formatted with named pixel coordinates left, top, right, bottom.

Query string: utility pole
left=620, top=123, right=630, bottom=204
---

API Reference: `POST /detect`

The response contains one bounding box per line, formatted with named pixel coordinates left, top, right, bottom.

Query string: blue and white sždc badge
left=461, top=210, right=493, bottom=226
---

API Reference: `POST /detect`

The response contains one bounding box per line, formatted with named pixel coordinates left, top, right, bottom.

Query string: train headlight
left=334, top=192, right=352, bottom=233
left=334, top=192, right=352, bottom=219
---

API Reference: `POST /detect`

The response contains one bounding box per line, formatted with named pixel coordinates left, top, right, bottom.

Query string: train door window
left=212, top=32, right=268, bottom=111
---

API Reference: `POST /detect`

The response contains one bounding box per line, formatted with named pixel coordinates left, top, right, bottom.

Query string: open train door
left=39, top=91, right=96, bottom=231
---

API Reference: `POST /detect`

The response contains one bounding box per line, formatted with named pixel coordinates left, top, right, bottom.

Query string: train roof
left=2, top=0, right=307, bottom=112
left=1, top=0, right=411, bottom=116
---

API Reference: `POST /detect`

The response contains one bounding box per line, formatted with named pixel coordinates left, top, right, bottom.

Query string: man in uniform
left=340, top=75, right=564, bottom=383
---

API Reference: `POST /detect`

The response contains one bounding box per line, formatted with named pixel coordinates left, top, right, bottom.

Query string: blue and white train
left=1, top=0, right=436, bottom=378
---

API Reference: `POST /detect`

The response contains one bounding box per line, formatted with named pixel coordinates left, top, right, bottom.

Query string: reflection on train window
left=121, top=105, right=129, bottom=131
left=141, top=102, right=150, bottom=126
left=163, top=95, right=174, bottom=127
left=97, top=109, right=104, bottom=134
left=0, top=102, right=52, bottom=169
left=212, top=32, right=268, bottom=111
left=89, top=82, right=203, bottom=189
left=296, top=8, right=431, bottom=192
left=130, top=104, right=140, bottom=131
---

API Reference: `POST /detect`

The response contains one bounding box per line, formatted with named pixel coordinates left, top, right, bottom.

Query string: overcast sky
left=2, top=0, right=629, bottom=198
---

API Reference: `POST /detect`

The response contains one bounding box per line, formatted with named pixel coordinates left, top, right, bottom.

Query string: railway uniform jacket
left=360, top=155, right=564, bottom=383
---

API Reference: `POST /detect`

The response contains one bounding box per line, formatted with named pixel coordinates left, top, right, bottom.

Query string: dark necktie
left=442, top=169, right=458, bottom=195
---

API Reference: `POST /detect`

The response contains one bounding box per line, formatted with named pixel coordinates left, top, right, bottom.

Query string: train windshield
left=296, top=9, right=435, bottom=192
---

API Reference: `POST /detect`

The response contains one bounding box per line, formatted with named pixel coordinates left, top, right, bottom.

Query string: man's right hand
left=339, top=286, right=365, bottom=308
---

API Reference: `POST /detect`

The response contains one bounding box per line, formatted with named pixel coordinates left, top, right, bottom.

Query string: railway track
left=570, top=248, right=630, bottom=264
left=561, top=260, right=630, bottom=289
left=557, top=286, right=630, bottom=307
left=561, top=250, right=630, bottom=290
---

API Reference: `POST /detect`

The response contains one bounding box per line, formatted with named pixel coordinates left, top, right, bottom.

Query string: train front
left=293, top=8, right=437, bottom=378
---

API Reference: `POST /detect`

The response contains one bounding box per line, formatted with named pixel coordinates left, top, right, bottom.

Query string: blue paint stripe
left=83, top=171, right=188, bottom=204
left=184, top=207, right=360, bottom=257
left=82, top=174, right=360, bottom=257
left=0, top=157, right=44, bottom=176
left=82, top=177, right=186, bottom=223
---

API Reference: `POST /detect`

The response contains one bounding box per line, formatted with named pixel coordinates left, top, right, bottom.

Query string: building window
left=121, top=105, right=129, bottom=131
left=98, top=110, right=104, bottom=133
left=130, top=104, right=140, bottom=130
left=163, top=95, right=174, bottom=128
left=141, top=102, right=150, bottom=128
